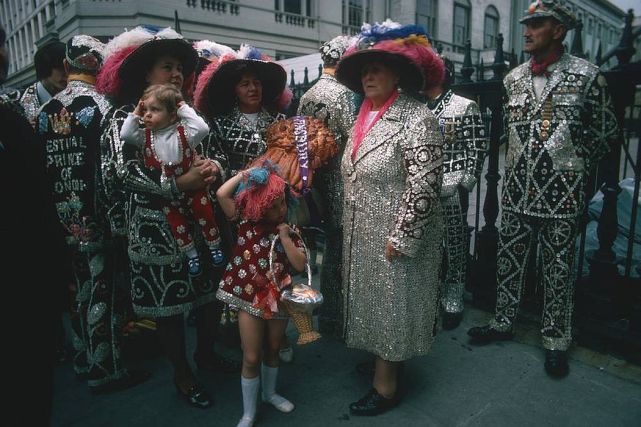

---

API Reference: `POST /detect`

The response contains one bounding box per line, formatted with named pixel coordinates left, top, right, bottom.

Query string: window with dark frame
left=453, top=0, right=471, bottom=50
left=484, top=5, right=499, bottom=49
left=416, top=0, right=438, bottom=36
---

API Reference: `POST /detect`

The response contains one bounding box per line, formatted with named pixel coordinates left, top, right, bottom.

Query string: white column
left=37, top=10, right=44, bottom=38
left=10, top=36, right=18, bottom=72
left=31, top=18, right=37, bottom=47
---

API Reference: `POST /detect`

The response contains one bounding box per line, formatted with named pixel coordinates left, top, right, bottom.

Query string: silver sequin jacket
left=428, top=90, right=487, bottom=197
left=502, top=53, right=618, bottom=218
left=297, top=73, right=358, bottom=227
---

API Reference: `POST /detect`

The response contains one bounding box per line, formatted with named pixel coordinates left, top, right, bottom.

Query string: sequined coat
left=37, top=80, right=113, bottom=252
left=104, top=105, right=216, bottom=316
left=297, top=73, right=359, bottom=227
left=428, top=90, right=487, bottom=196
left=502, top=54, right=618, bottom=218
left=341, top=93, right=444, bottom=361
left=19, top=82, right=43, bottom=126
left=204, top=107, right=285, bottom=178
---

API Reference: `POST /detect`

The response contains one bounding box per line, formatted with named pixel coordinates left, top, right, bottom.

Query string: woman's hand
left=385, top=241, right=403, bottom=261
left=176, top=157, right=219, bottom=191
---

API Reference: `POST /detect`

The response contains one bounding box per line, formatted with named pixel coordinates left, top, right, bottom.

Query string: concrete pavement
left=52, top=303, right=641, bottom=426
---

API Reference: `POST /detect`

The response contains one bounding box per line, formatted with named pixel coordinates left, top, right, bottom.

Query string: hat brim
left=519, top=12, right=575, bottom=29
left=335, top=49, right=424, bottom=94
left=119, top=38, right=198, bottom=85
left=205, top=59, right=286, bottom=116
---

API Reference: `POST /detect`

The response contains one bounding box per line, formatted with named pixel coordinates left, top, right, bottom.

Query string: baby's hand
left=134, top=99, right=145, bottom=117
left=177, top=101, right=186, bottom=108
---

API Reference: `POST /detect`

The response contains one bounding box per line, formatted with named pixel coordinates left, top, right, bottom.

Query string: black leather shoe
left=89, top=369, right=151, bottom=394
left=175, top=382, right=213, bottom=409
left=442, top=312, right=463, bottom=330
left=194, top=352, right=241, bottom=374
left=467, top=325, right=513, bottom=345
left=544, top=350, right=569, bottom=378
left=349, top=388, right=398, bottom=416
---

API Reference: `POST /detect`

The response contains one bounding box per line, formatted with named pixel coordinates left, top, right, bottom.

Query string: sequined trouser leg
left=318, top=224, right=343, bottom=336
left=318, top=175, right=344, bottom=337
left=440, top=193, right=469, bottom=314
left=71, top=250, right=127, bottom=386
left=489, top=211, right=578, bottom=351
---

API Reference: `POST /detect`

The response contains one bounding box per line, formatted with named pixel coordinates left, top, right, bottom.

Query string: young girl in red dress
left=216, top=161, right=306, bottom=427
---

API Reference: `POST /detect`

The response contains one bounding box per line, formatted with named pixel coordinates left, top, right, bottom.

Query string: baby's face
left=142, top=95, right=176, bottom=131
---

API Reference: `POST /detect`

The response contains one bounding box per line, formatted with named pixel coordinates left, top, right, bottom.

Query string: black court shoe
left=442, top=312, right=463, bottom=330
left=544, top=350, right=569, bottom=378
left=467, top=325, right=514, bottom=345
left=175, top=382, right=213, bottom=409
left=349, top=388, right=398, bottom=416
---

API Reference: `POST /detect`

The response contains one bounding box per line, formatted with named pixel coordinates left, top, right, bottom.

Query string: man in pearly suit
left=468, top=0, right=618, bottom=378
left=425, top=56, right=487, bottom=330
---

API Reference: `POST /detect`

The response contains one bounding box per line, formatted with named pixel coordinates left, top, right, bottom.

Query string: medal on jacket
left=540, top=99, right=552, bottom=140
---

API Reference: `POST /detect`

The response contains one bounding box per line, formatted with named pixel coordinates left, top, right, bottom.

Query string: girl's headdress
left=234, top=161, right=295, bottom=222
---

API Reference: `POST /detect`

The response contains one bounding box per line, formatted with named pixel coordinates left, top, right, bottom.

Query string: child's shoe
left=210, top=247, right=226, bottom=267
left=188, top=256, right=202, bottom=277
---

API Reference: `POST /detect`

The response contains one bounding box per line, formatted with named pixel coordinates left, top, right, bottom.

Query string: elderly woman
left=335, top=21, right=445, bottom=415
left=97, top=26, right=228, bottom=408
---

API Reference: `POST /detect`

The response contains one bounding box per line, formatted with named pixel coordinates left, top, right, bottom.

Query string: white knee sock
left=261, top=365, right=294, bottom=413
left=237, top=376, right=259, bottom=427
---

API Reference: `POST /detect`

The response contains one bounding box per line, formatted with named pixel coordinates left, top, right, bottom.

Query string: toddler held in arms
left=121, top=83, right=225, bottom=275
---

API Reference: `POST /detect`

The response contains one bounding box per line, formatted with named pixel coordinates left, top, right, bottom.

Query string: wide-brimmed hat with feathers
left=96, top=25, right=197, bottom=104
left=194, top=44, right=291, bottom=118
left=193, top=39, right=234, bottom=76
left=336, top=20, right=437, bottom=94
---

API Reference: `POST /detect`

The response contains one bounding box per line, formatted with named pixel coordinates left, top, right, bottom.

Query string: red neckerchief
left=531, top=47, right=564, bottom=77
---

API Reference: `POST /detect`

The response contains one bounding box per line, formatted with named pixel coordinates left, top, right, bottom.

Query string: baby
left=121, top=83, right=224, bottom=275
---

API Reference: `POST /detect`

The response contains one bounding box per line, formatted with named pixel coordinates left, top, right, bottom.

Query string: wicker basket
left=269, top=231, right=323, bottom=345
left=283, top=304, right=322, bottom=345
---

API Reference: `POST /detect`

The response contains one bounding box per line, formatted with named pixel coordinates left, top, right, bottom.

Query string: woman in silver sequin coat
left=335, top=21, right=444, bottom=416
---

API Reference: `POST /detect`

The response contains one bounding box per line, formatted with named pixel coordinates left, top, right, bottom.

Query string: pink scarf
left=351, top=90, right=399, bottom=160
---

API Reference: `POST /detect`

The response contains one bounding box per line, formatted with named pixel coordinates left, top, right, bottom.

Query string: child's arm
left=277, top=224, right=306, bottom=273
left=177, top=102, right=210, bottom=147
left=120, top=100, right=145, bottom=147
left=215, top=169, right=248, bottom=220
